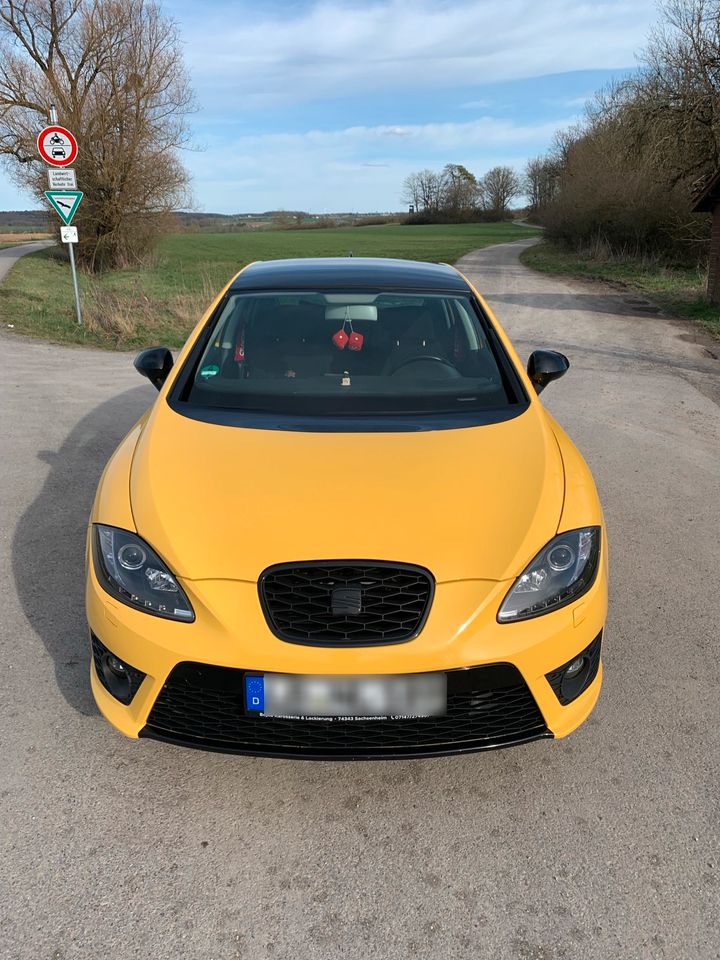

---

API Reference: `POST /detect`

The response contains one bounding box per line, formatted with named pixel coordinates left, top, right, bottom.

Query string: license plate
left=244, top=672, right=447, bottom=719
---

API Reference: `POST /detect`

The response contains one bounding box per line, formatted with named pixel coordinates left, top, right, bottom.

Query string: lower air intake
left=142, top=661, right=550, bottom=759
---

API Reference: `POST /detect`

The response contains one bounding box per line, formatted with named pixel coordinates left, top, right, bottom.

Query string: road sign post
left=39, top=117, right=83, bottom=324
left=66, top=235, right=82, bottom=325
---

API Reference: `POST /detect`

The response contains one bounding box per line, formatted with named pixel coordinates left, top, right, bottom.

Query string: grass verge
left=521, top=241, right=720, bottom=339
left=0, top=222, right=539, bottom=349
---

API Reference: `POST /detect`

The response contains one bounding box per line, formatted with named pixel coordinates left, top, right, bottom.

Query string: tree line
left=402, top=0, right=720, bottom=273
left=526, top=0, right=720, bottom=265
left=401, top=164, right=523, bottom=222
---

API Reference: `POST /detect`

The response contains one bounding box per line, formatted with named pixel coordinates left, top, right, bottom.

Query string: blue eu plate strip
left=245, top=675, right=265, bottom=712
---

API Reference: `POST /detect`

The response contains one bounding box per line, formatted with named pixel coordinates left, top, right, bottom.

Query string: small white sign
left=60, top=226, right=78, bottom=244
left=48, top=168, right=77, bottom=190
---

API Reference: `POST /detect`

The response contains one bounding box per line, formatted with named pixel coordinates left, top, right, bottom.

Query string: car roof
left=228, top=257, right=470, bottom=293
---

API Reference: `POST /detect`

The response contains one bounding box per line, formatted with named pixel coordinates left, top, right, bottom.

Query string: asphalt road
left=2, top=239, right=719, bottom=960
left=0, top=240, right=55, bottom=282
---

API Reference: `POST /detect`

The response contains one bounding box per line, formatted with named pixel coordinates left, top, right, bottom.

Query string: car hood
left=129, top=403, right=564, bottom=583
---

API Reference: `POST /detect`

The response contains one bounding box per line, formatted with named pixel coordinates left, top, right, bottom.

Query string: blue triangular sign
left=45, top=190, right=83, bottom=225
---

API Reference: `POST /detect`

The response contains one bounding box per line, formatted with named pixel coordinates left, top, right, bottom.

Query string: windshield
left=180, top=290, right=519, bottom=417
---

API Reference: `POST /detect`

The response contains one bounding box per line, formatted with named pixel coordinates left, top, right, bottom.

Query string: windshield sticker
left=200, top=364, right=220, bottom=378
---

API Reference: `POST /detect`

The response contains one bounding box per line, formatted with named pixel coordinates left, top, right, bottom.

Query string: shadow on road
left=12, top=385, right=150, bottom=715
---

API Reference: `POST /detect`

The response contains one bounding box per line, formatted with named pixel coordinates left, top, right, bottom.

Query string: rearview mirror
left=527, top=350, right=569, bottom=393
left=134, top=347, right=174, bottom=390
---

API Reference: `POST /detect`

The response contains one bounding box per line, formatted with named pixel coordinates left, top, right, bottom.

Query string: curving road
left=1, top=239, right=718, bottom=960
left=0, top=239, right=55, bottom=282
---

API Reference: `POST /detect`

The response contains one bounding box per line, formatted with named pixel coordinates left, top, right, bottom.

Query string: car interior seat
left=381, top=304, right=448, bottom=374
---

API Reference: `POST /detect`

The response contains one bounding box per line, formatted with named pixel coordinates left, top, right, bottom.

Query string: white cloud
left=178, top=0, right=656, bottom=108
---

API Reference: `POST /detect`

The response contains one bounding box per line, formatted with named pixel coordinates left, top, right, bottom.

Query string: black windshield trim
left=165, top=401, right=530, bottom=432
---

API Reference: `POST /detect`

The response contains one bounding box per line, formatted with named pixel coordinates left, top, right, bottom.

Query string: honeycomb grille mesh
left=143, top=662, right=550, bottom=758
left=259, top=562, right=434, bottom=646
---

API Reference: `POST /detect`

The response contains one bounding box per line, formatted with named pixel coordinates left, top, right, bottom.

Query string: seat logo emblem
left=331, top=587, right=363, bottom=616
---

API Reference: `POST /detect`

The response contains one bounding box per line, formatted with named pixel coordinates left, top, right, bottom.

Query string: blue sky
left=2, top=0, right=660, bottom=213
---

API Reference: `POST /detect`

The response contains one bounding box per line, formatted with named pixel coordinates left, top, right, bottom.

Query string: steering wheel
left=389, top=355, right=460, bottom=376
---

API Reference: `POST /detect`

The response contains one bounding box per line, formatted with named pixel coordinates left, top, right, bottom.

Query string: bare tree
left=524, top=156, right=560, bottom=213
left=401, top=168, right=444, bottom=213
left=480, top=166, right=521, bottom=219
left=400, top=172, right=421, bottom=210
left=0, top=0, right=194, bottom=270
left=628, top=0, right=720, bottom=188
left=535, top=1, right=720, bottom=262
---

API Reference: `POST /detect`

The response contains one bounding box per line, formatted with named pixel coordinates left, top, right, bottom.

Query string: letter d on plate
left=245, top=675, right=265, bottom=712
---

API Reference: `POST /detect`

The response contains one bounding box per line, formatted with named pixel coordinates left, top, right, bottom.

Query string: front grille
left=259, top=561, right=434, bottom=646
left=141, top=661, right=550, bottom=759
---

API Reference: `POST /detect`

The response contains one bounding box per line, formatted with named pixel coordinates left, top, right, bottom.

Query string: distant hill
left=0, top=209, right=404, bottom=234
left=0, top=209, right=50, bottom=229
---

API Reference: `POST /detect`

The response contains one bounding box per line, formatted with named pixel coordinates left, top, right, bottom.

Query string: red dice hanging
left=332, top=328, right=349, bottom=350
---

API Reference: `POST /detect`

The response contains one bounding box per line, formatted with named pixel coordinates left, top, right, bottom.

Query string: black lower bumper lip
left=139, top=724, right=553, bottom=760
left=140, top=660, right=552, bottom=759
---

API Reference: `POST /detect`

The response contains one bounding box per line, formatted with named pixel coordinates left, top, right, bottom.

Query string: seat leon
left=86, top=257, right=607, bottom=758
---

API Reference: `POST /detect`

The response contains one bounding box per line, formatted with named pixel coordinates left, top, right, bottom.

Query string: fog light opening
left=101, top=651, right=131, bottom=702
left=559, top=654, right=591, bottom=701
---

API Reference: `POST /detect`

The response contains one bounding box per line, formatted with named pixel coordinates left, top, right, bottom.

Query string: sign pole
left=40, top=108, right=83, bottom=324
left=67, top=235, right=82, bottom=325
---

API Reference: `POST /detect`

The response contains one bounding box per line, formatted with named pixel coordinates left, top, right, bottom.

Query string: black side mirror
left=134, top=347, right=174, bottom=391
left=527, top=350, right=569, bottom=393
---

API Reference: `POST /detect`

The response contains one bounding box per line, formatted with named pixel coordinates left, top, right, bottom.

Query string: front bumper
left=86, top=552, right=607, bottom=758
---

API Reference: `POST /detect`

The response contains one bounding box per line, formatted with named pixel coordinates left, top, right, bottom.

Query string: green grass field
left=521, top=241, right=720, bottom=340
left=0, top=222, right=539, bottom=349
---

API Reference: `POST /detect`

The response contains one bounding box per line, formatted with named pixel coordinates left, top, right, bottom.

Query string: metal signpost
left=37, top=109, right=83, bottom=324
left=59, top=227, right=82, bottom=323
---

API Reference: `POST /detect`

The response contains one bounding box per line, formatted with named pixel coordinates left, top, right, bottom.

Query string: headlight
left=498, top=527, right=601, bottom=622
left=92, top=525, right=194, bottom=622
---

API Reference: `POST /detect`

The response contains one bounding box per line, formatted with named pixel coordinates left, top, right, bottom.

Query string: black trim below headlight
left=91, top=633, right=146, bottom=705
left=546, top=631, right=602, bottom=704
left=497, top=527, right=601, bottom=623
left=92, top=524, right=195, bottom=622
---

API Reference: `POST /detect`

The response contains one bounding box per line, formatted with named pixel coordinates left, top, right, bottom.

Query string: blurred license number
left=245, top=673, right=446, bottom=719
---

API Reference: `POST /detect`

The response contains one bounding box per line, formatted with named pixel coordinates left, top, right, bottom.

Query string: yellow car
left=86, top=257, right=607, bottom=758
